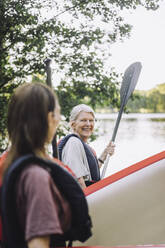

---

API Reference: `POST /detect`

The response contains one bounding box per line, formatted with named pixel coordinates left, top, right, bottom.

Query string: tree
left=126, top=91, right=148, bottom=113
left=157, top=84, right=165, bottom=111
left=0, top=0, right=161, bottom=152
left=146, top=84, right=165, bottom=113
left=123, top=83, right=165, bottom=113
left=147, top=89, right=160, bottom=112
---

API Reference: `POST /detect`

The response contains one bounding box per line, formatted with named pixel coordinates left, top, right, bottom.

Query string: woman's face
left=47, top=103, right=61, bottom=143
left=71, top=111, right=95, bottom=142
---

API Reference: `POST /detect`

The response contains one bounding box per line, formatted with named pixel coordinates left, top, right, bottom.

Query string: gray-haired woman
left=58, top=104, right=115, bottom=189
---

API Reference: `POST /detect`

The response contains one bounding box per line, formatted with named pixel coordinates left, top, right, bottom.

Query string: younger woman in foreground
left=2, top=83, right=71, bottom=248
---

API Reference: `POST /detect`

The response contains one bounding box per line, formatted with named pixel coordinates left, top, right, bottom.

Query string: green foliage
left=126, top=91, right=147, bottom=112
left=0, top=83, right=19, bottom=152
left=0, top=0, right=160, bottom=88
left=0, top=0, right=161, bottom=151
left=57, top=72, right=120, bottom=121
left=126, top=83, right=165, bottom=113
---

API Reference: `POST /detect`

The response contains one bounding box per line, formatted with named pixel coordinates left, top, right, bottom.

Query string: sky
left=110, top=1, right=165, bottom=91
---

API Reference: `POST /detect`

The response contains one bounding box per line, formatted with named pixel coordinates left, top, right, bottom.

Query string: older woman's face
left=72, top=111, right=95, bottom=142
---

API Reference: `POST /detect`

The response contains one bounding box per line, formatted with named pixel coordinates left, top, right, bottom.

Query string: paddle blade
left=120, top=62, right=142, bottom=106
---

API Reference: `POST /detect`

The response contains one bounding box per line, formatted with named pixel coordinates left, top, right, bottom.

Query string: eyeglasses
left=79, top=119, right=95, bottom=124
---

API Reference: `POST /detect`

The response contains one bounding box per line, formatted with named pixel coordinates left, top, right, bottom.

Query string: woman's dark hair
left=4, top=82, right=57, bottom=173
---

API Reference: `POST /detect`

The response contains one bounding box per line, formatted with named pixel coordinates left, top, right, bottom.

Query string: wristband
left=98, top=158, right=104, bottom=164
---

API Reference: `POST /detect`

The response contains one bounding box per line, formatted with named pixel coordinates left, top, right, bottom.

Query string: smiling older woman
left=58, top=104, right=115, bottom=189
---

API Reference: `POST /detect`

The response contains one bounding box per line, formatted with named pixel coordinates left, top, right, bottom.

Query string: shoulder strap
left=83, top=143, right=100, bottom=181
left=53, top=156, right=76, bottom=178
left=1, top=154, right=92, bottom=248
left=0, top=185, right=2, bottom=244
left=58, top=134, right=79, bottom=160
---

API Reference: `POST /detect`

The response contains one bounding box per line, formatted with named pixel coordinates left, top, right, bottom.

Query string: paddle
left=101, top=62, right=142, bottom=179
left=44, top=58, right=59, bottom=158
left=44, top=58, right=52, bottom=87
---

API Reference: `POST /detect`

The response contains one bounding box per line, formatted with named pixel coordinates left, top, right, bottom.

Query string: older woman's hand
left=105, top=141, right=115, bottom=156
left=99, top=141, right=115, bottom=167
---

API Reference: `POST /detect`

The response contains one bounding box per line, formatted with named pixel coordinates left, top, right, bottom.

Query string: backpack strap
left=53, top=157, right=76, bottom=178
left=0, top=184, right=2, bottom=245
left=58, top=134, right=79, bottom=161
left=1, top=154, right=92, bottom=248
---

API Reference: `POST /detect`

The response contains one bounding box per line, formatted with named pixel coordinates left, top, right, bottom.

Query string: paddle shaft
left=45, top=59, right=52, bottom=87
left=101, top=85, right=128, bottom=179
left=44, top=59, right=59, bottom=159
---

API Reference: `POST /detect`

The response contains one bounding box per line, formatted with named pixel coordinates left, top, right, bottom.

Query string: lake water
left=90, top=113, right=165, bottom=177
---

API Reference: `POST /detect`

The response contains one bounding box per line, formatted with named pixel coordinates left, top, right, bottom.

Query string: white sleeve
left=61, top=137, right=91, bottom=179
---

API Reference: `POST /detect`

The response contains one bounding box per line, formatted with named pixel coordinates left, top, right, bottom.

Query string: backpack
left=0, top=154, right=92, bottom=248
